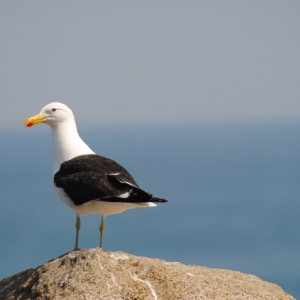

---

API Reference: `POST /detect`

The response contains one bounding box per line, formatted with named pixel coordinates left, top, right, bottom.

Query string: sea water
left=0, top=122, right=299, bottom=298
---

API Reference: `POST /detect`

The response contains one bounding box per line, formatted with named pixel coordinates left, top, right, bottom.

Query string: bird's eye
left=52, top=108, right=57, bottom=112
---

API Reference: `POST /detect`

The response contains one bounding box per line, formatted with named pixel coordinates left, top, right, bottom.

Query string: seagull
left=24, top=102, right=167, bottom=250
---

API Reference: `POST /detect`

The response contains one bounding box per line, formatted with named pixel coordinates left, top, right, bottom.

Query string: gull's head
left=24, top=102, right=75, bottom=128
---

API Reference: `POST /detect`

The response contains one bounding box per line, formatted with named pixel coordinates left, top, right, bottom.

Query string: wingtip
left=152, top=197, right=168, bottom=203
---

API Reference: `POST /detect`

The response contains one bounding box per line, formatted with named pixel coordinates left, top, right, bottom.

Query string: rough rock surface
left=0, top=248, right=295, bottom=300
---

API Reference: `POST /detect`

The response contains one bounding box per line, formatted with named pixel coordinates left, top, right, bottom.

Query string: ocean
left=0, top=122, right=299, bottom=298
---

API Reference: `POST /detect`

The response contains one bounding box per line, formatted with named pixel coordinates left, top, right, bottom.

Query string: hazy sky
left=1, top=1, right=300, bottom=129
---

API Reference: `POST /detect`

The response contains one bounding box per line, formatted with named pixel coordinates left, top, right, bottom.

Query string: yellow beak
left=24, top=114, right=48, bottom=127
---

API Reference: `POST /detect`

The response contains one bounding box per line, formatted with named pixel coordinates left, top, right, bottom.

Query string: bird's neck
left=51, top=120, right=95, bottom=173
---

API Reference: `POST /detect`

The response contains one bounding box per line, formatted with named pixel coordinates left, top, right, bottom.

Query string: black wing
left=54, top=154, right=167, bottom=206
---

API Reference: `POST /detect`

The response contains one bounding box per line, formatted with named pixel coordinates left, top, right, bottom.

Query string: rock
left=0, top=248, right=295, bottom=300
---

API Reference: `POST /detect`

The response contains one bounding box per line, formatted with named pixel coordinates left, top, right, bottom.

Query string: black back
left=54, top=154, right=167, bottom=206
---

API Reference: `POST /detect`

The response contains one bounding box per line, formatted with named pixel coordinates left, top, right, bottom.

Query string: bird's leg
left=99, top=215, right=105, bottom=249
left=74, top=215, right=81, bottom=251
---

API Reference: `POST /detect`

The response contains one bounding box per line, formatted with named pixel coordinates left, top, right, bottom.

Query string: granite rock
left=0, top=248, right=295, bottom=300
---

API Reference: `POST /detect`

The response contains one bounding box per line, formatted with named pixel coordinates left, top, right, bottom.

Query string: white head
left=25, top=102, right=94, bottom=172
left=24, top=102, right=75, bottom=128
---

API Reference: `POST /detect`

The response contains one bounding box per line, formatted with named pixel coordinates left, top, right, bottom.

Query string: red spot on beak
left=27, top=123, right=33, bottom=127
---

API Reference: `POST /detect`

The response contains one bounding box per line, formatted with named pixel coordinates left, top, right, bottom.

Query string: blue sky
left=1, top=1, right=300, bottom=129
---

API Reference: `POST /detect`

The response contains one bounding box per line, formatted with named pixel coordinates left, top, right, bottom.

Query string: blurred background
left=1, top=1, right=300, bottom=298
